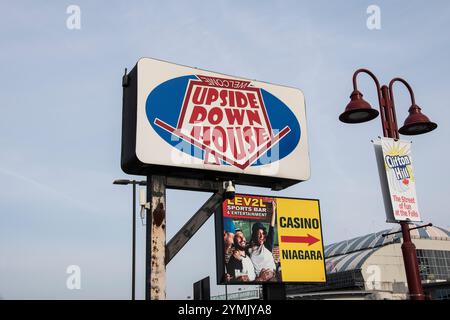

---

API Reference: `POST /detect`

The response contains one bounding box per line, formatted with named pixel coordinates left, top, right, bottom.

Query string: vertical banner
left=219, top=194, right=325, bottom=284
left=374, top=137, right=421, bottom=222
left=373, top=140, right=395, bottom=223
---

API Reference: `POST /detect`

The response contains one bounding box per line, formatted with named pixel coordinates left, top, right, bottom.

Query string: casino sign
left=121, top=58, right=310, bottom=190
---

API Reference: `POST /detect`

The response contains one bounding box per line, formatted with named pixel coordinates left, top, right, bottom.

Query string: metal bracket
left=165, top=176, right=221, bottom=192
left=382, top=223, right=432, bottom=237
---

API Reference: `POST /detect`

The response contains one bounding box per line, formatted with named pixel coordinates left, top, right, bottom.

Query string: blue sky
left=0, top=0, right=449, bottom=299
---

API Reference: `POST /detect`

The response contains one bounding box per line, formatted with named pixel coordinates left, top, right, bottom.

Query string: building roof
left=324, top=224, right=450, bottom=274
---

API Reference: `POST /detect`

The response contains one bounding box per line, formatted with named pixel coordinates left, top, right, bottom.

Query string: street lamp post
left=339, top=68, right=437, bottom=300
left=113, top=179, right=147, bottom=300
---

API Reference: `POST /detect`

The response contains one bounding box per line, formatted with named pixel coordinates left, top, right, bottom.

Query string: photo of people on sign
left=221, top=194, right=326, bottom=284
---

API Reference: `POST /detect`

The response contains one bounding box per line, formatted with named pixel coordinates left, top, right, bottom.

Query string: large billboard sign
left=373, top=137, right=421, bottom=222
left=121, top=58, right=310, bottom=189
left=215, top=194, right=326, bottom=284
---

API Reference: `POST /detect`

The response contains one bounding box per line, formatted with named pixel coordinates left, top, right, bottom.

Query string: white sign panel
left=373, top=137, right=421, bottom=222
left=121, top=58, right=310, bottom=190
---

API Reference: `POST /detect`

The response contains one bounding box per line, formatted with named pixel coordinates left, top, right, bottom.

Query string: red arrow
left=281, top=234, right=320, bottom=246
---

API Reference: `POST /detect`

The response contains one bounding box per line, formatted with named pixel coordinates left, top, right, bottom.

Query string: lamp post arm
left=387, top=77, right=417, bottom=139
left=352, top=68, right=383, bottom=107
left=388, top=77, right=417, bottom=106
left=353, top=69, right=389, bottom=136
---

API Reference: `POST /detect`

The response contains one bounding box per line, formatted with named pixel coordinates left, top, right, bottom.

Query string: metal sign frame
left=121, top=58, right=310, bottom=191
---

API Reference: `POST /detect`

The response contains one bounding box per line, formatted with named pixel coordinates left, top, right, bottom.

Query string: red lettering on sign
left=225, top=108, right=245, bottom=125
left=192, top=86, right=207, bottom=104
left=247, top=92, right=259, bottom=108
left=212, top=127, right=226, bottom=152
left=155, top=75, right=291, bottom=170
left=205, top=88, right=219, bottom=105
left=189, top=106, right=207, bottom=123
left=235, top=91, right=247, bottom=108
left=208, top=107, right=223, bottom=125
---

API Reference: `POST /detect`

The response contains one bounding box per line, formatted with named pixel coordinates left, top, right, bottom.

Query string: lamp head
left=398, top=104, right=437, bottom=135
left=339, top=90, right=379, bottom=124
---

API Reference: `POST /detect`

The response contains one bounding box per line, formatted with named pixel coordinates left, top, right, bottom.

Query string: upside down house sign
left=121, top=58, right=310, bottom=190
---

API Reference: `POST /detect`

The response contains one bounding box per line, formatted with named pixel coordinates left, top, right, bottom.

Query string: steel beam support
left=166, top=186, right=224, bottom=264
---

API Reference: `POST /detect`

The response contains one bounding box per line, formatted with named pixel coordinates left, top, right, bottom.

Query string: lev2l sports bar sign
left=121, top=58, right=310, bottom=189
left=216, top=194, right=326, bottom=284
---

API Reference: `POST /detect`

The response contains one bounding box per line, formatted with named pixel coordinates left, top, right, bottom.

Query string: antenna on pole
left=122, top=68, right=129, bottom=87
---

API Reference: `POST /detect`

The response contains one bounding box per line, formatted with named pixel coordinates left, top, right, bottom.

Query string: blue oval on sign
left=146, top=75, right=301, bottom=169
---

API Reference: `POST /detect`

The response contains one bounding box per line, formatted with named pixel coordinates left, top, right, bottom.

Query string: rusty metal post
left=145, top=175, right=166, bottom=300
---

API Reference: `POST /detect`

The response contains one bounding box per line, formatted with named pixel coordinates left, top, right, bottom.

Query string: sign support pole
left=144, top=176, right=223, bottom=300
left=145, top=175, right=167, bottom=300
left=193, top=276, right=211, bottom=300
left=262, top=284, right=286, bottom=300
